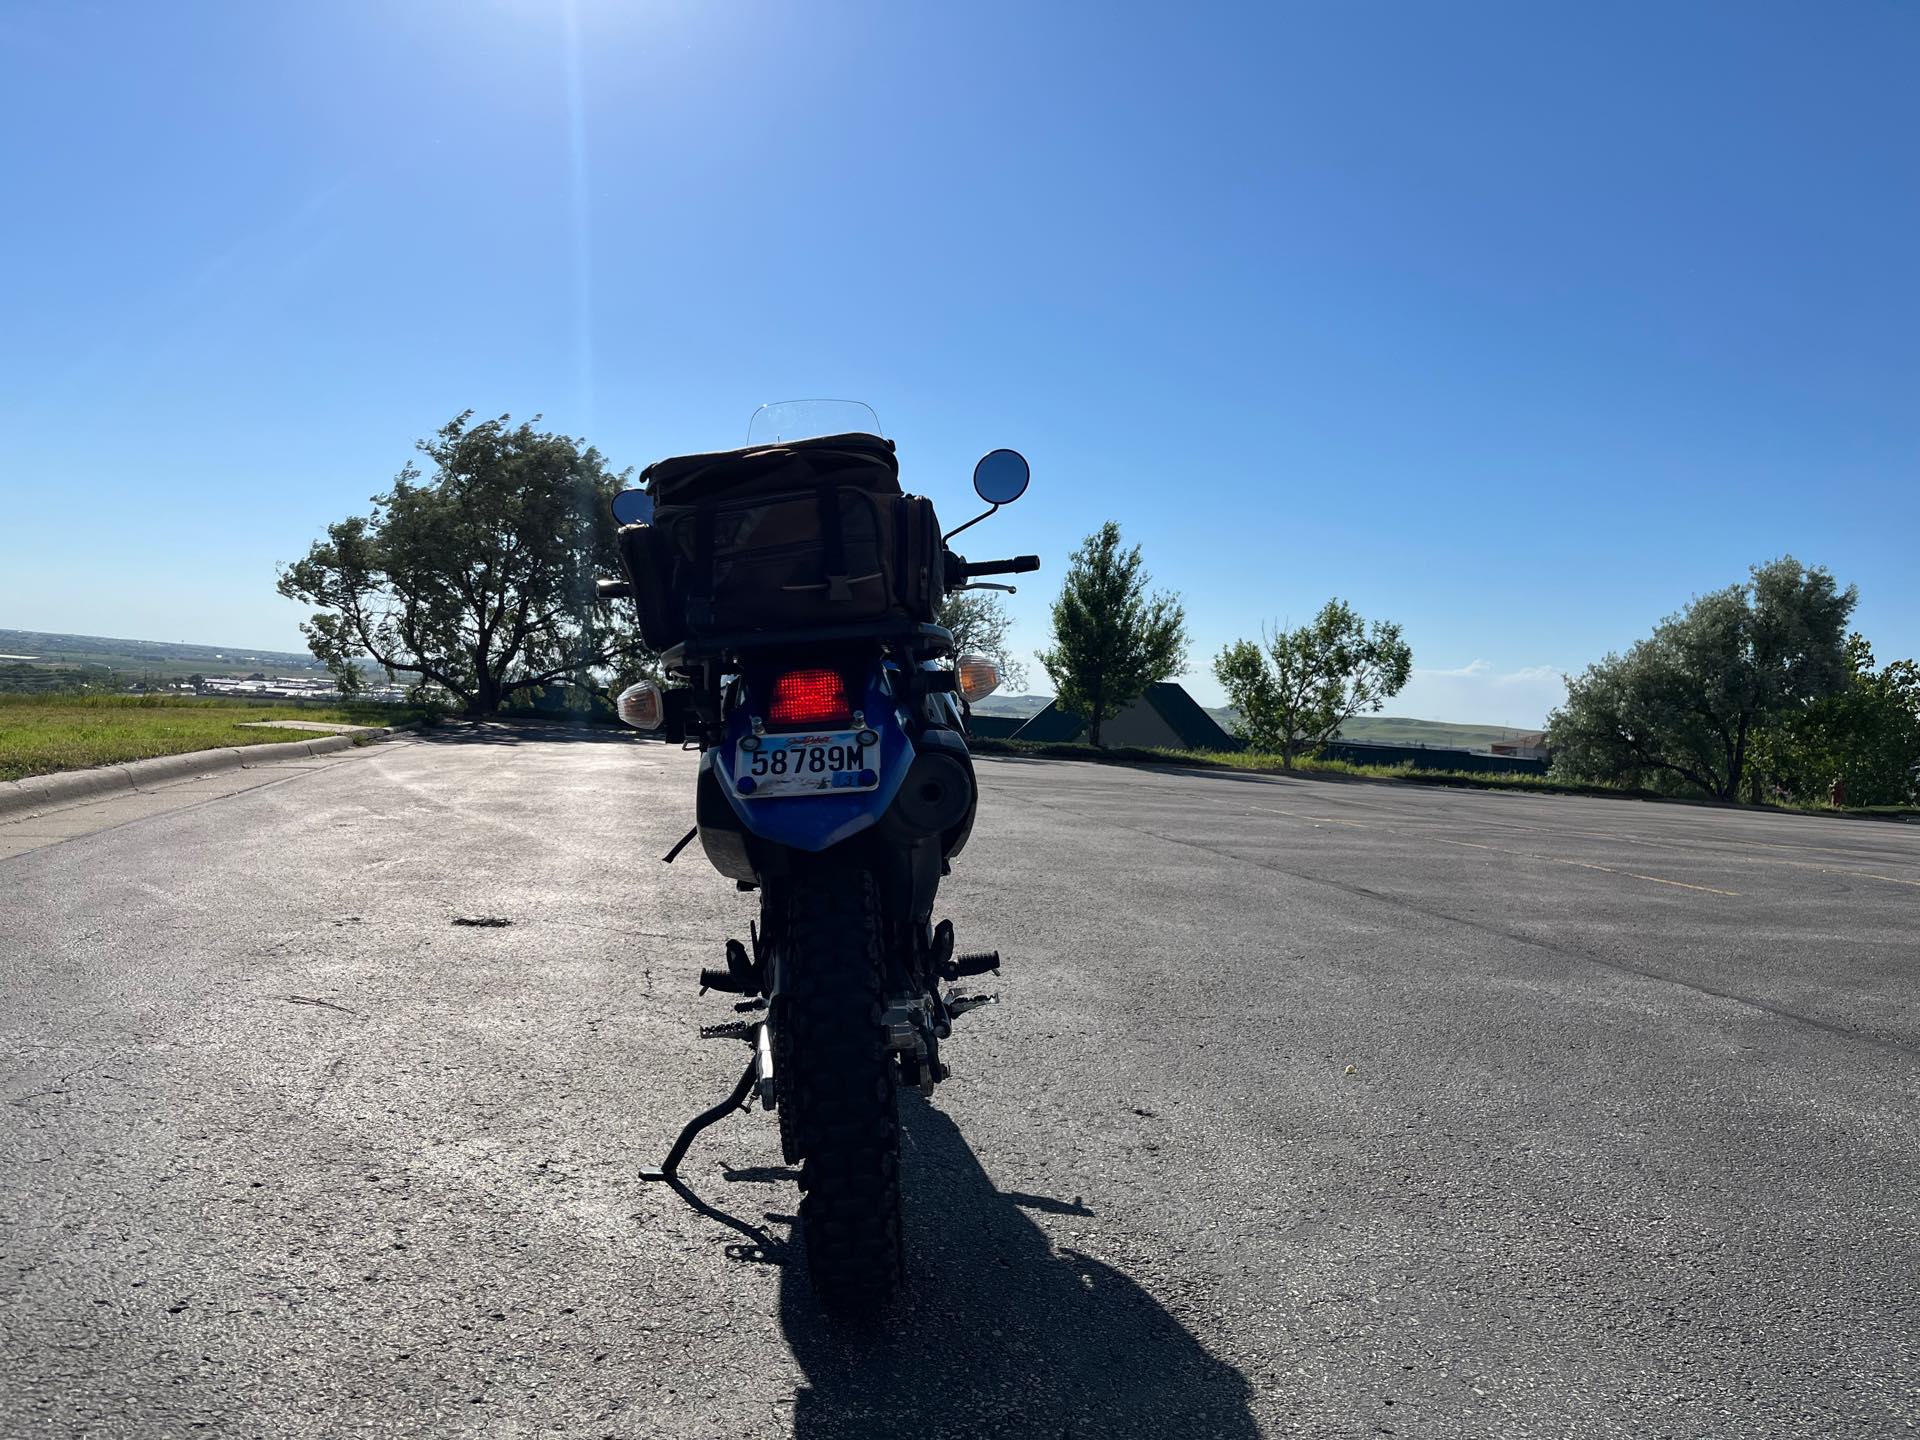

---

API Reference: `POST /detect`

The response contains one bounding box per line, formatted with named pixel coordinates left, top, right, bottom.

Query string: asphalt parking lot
left=3, top=728, right=1915, bottom=1438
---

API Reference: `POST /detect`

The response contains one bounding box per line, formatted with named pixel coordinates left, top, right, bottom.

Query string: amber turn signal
left=617, top=680, right=665, bottom=730
left=956, top=655, right=1001, bottom=705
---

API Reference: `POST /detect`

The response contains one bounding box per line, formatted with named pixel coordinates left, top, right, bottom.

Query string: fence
left=1318, top=740, right=1549, bottom=776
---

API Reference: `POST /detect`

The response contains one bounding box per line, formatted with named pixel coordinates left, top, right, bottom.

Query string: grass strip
left=0, top=693, right=431, bottom=782
left=964, top=737, right=1920, bottom=820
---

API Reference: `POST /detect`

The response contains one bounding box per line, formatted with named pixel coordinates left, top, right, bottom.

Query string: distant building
left=1007, top=683, right=1239, bottom=751
left=1489, top=732, right=1551, bottom=761
left=199, top=674, right=351, bottom=702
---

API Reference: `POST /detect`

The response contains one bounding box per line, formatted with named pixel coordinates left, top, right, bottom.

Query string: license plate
left=735, top=730, right=876, bottom=798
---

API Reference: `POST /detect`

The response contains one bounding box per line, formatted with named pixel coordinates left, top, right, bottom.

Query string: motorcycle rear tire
left=780, top=864, right=905, bottom=1314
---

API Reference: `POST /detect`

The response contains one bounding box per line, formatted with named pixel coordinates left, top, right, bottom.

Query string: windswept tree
left=278, top=412, right=649, bottom=716
left=1548, top=556, right=1856, bottom=799
left=1748, top=634, right=1920, bottom=806
left=1037, top=521, right=1188, bottom=746
left=1213, top=600, right=1412, bottom=769
left=938, top=591, right=1027, bottom=693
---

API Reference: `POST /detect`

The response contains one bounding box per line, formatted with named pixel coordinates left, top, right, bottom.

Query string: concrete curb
left=0, top=726, right=409, bottom=822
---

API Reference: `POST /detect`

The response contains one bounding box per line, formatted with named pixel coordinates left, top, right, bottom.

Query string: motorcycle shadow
left=771, top=1094, right=1260, bottom=1439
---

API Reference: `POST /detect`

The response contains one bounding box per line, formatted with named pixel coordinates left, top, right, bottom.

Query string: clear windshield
left=747, top=399, right=883, bottom=446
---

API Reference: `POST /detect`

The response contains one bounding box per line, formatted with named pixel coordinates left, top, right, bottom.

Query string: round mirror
left=610, top=489, right=654, bottom=526
left=972, top=449, right=1031, bottom=506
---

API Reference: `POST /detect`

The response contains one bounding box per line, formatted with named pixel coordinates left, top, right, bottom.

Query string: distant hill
left=970, top=693, right=1051, bottom=719
left=1204, top=707, right=1543, bottom=751
left=0, top=629, right=330, bottom=675
left=0, top=629, right=350, bottom=683
left=1331, top=716, right=1545, bottom=750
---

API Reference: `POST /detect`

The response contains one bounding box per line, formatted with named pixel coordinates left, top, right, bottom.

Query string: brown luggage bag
left=616, top=433, right=944, bottom=651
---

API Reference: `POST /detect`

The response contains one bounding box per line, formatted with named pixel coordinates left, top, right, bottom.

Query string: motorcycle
left=596, top=402, right=1038, bottom=1313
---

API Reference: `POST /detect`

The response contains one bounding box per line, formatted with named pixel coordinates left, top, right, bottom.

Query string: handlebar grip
left=963, top=555, right=1042, bottom=577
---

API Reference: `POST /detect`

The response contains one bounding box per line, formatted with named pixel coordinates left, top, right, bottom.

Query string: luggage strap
left=816, top=484, right=853, bottom=603
left=687, top=506, right=717, bottom=631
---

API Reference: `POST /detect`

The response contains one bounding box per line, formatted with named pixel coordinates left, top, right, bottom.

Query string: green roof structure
left=1008, top=683, right=1239, bottom=750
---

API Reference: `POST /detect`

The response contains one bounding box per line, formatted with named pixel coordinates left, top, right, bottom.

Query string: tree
left=1213, top=600, right=1413, bottom=769
left=1748, top=635, right=1920, bottom=806
left=938, top=591, right=1028, bottom=692
left=278, top=412, right=649, bottom=716
left=1036, top=521, right=1188, bottom=746
left=1547, top=556, right=1856, bottom=800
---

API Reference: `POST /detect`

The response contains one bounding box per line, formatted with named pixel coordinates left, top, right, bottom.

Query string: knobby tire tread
left=781, top=865, right=904, bottom=1314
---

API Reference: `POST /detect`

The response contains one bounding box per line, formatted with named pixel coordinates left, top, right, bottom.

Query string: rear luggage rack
left=662, top=622, right=955, bottom=675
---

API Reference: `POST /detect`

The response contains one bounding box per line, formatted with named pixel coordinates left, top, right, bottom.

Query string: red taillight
left=768, top=668, right=852, bottom=728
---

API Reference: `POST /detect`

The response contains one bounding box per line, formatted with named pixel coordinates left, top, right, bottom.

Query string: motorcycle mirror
left=610, top=489, right=654, bottom=526
left=972, top=449, right=1030, bottom=507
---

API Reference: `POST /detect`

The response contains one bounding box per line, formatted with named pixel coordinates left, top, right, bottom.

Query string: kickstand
left=639, top=1058, right=757, bottom=1182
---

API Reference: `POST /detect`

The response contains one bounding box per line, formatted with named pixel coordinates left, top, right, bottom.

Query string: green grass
left=0, top=693, right=430, bottom=782
left=1229, top=751, right=1583, bottom=789
left=968, top=737, right=1580, bottom=789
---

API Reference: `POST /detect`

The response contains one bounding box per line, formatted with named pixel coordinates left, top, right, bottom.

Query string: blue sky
left=2, top=1, right=1915, bottom=725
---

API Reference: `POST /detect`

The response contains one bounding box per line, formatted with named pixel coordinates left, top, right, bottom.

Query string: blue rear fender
left=711, top=665, right=914, bottom=853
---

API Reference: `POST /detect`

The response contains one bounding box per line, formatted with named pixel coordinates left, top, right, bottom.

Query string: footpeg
left=941, top=950, right=1000, bottom=981
left=699, top=1019, right=757, bottom=1043
left=945, top=992, right=998, bottom=1019
left=699, top=939, right=758, bottom=995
